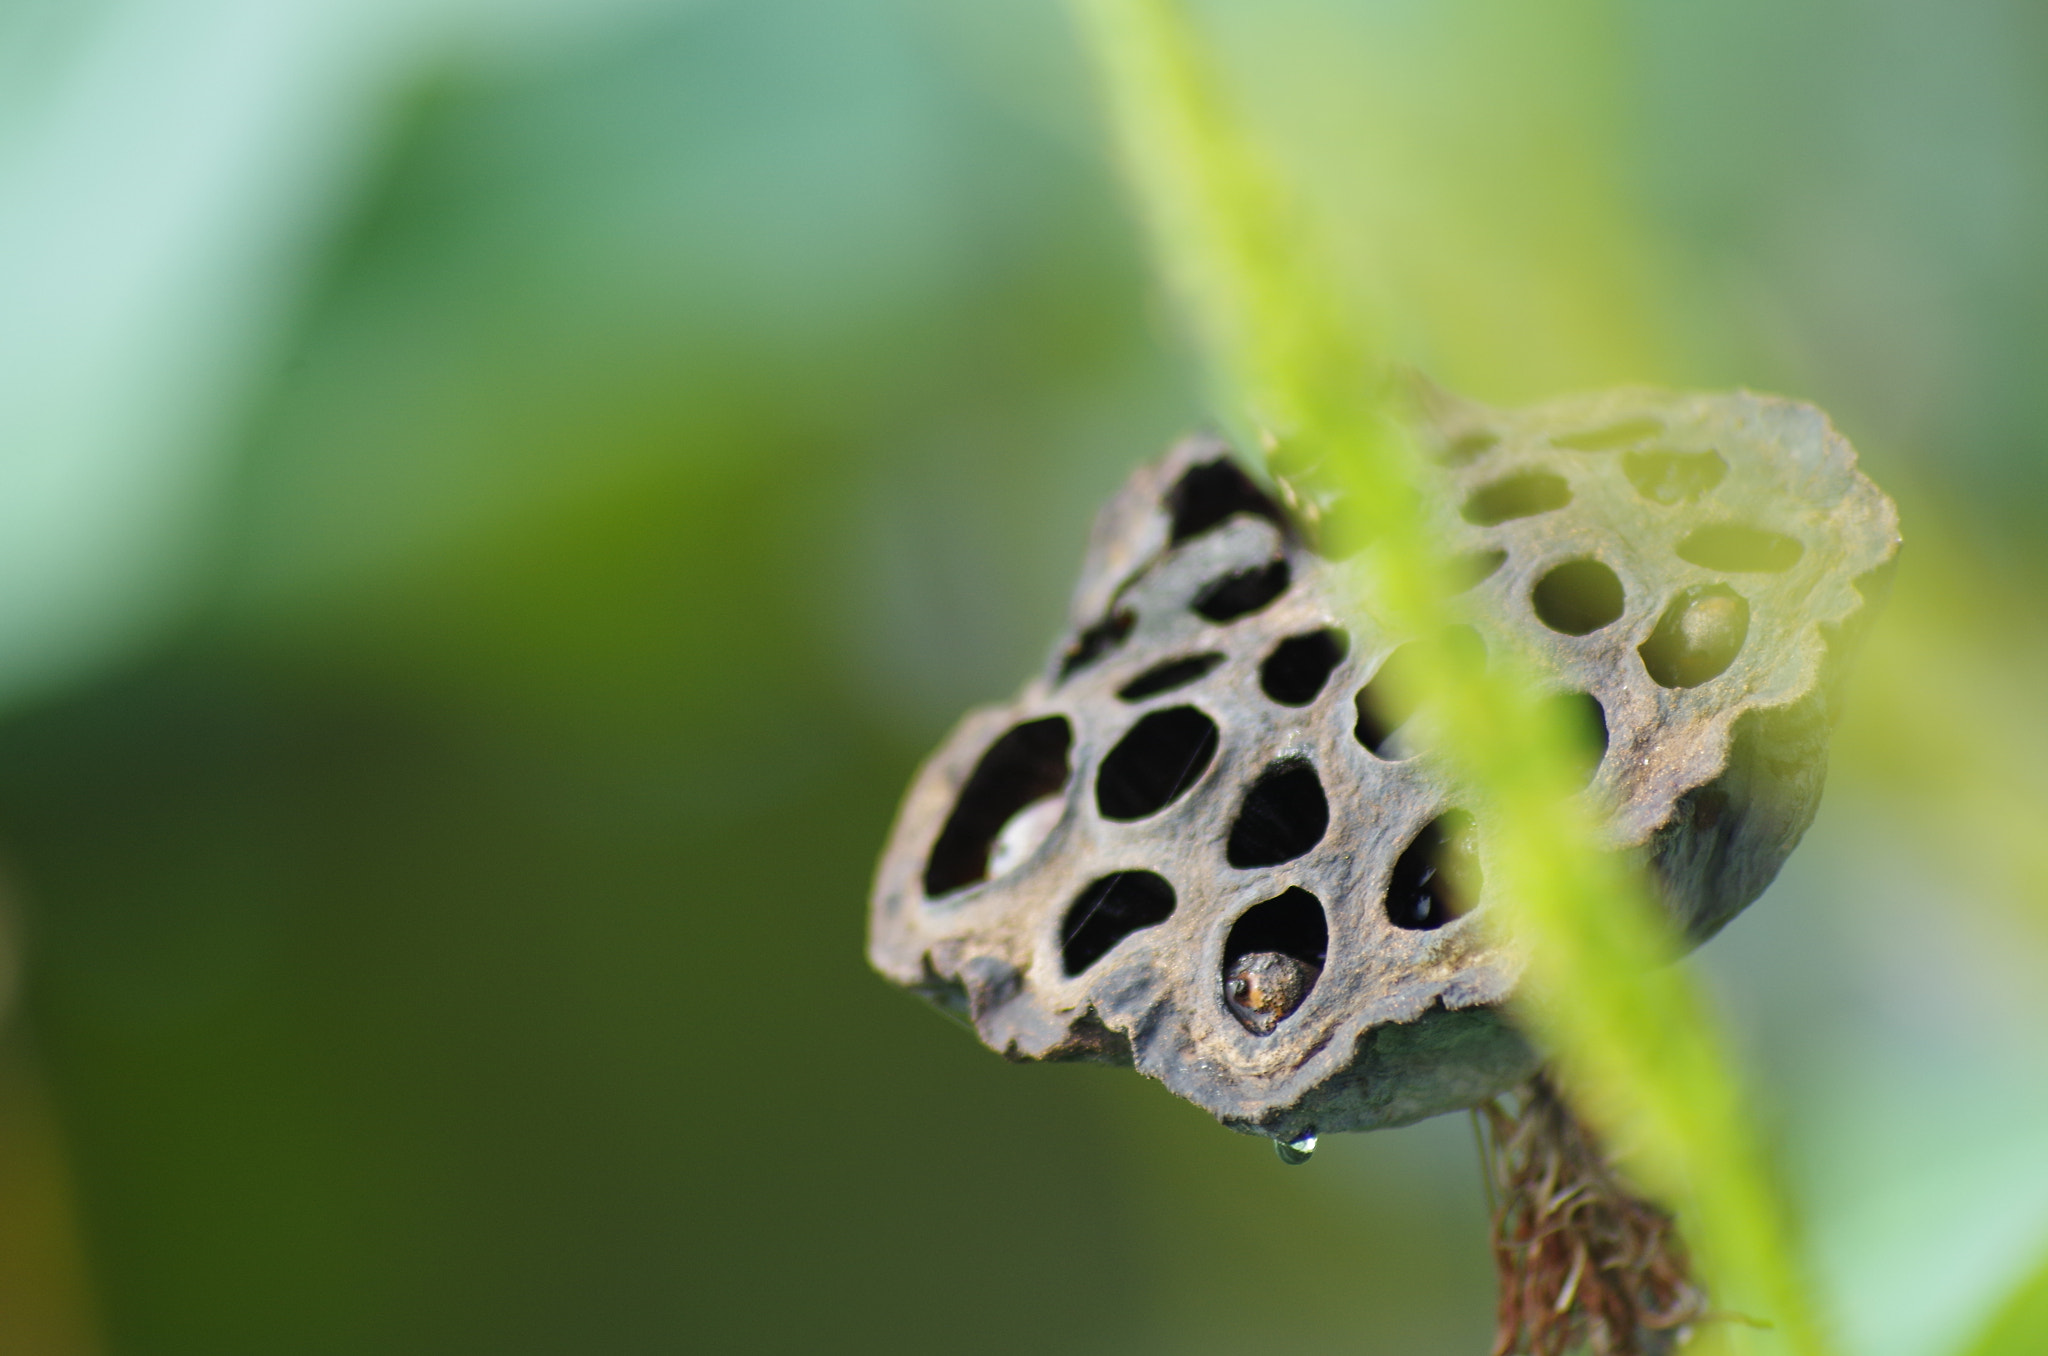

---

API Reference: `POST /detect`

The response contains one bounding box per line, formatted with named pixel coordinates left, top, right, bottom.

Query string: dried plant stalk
left=1480, top=1073, right=1709, bottom=1356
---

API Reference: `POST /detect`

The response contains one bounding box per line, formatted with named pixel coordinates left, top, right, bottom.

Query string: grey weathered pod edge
left=868, top=384, right=1898, bottom=1146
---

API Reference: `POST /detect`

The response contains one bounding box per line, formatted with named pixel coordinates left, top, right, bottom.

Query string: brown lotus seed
left=1225, top=952, right=1320, bottom=1035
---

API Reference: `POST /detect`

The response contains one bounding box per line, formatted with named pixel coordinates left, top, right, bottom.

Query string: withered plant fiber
left=1480, top=1074, right=1708, bottom=1356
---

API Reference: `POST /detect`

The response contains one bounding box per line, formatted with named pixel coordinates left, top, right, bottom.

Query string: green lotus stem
left=1064, top=2, right=1831, bottom=1352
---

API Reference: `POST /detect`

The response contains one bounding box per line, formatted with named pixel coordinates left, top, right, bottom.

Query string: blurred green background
left=0, top=1, right=2045, bottom=1353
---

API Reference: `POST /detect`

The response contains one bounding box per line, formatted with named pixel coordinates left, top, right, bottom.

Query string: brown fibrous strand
left=1479, top=1074, right=1710, bottom=1356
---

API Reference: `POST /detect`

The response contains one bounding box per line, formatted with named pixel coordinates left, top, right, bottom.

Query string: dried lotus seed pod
left=868, top=385, right=1898, bottom=1149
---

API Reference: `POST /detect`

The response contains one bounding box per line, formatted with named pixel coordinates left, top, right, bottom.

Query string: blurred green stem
left=1956, top=1244, right=2048, bottom=1356
left=1065, top=2, right=1831, bottom=1353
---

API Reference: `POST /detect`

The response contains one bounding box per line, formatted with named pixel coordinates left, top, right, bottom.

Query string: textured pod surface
left=869, top=386, right=1898, bottom=1144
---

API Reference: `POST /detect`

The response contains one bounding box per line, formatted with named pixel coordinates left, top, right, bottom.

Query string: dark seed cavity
left=1441, top=429, right=1500, bottom=465
left=925, top=717, right=1073, bottom=897
left=1453, top=549, right=1508, bottom=589
left=1386, top=811, right=1483, bottom=930
left=1059, top=609, right=1134, bottom=679
left=1192, top=560, right=1292, bottom=622
left=1222, top=887, right=1328, bottom=1035
left=1543, top=691, right=1609, bottom=786
left=1118, top=653, right=1225, bottom=702
left=1226, top=762, right=1330, bottom=869
left=1639, top=585, right=1749, bottom=688
left=1462, top=472, right=1572, bottom=526
left=1531, top=559, right=1626, bottom=635
left=1259, top=629, right=1348, bottom=706
left=1353, top=627, right=1485, bottom=758
left=1552, top=417, right=1663, bottom=451
left=1167, top=458, right=1289, bottom=544
left=1095, top=706, right=1220, bottom=821
left=1061, top=871, right=1176, bottom=976
left=1676, top=524, right=1804, bottom=573
left=1623, top=449, right=1726, bottom=505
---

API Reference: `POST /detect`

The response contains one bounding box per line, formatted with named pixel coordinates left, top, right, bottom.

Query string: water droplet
left=1274, top=1129, right=1318, bottom=1165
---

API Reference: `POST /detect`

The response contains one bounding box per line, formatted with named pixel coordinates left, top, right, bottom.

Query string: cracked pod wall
left=869, top=386, right=1898, bottom=1147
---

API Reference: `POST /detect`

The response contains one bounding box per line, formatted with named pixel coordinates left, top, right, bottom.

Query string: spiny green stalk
left=1065, top=2, right=1829, bottom=1352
